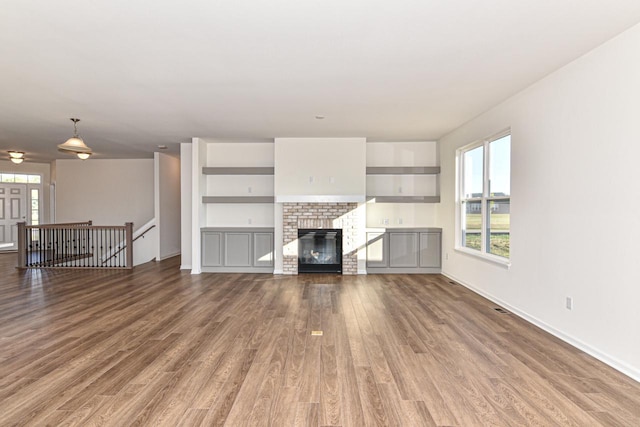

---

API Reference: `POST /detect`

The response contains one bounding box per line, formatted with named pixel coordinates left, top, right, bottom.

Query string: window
left=458, top=131, right=511, bottom=261
left=0, top=173, right=41, bottom=184
left=31, top=188, right=40, bottom=226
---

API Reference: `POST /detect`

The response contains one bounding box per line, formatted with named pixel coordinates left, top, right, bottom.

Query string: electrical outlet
left=329, top=176, right=335, bottom=184
left=248, top=186, right=252, bottom=193
left=383, top=218, right=389, bottom=225
left=566, top=297, right=573, bottom=310
left=398, top=218, right=403, bottom=224
left=445, top=252, right=449, bottom=260
left=309, top=176, right=314, bottom=183
left=398, top=186, right=403, bottom=194
left=248, top=218, right=252, bottom=225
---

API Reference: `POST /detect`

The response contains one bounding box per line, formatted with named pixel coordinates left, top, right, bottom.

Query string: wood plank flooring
left=1, top=253, right=639, bottom=426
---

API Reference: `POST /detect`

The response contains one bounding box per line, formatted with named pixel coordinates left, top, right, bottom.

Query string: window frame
left=456, top=129, right=511, bottom=267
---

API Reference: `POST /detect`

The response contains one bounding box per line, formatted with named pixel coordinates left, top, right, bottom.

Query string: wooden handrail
left=103, top=223, right=153, bottom=264
left=133, top=224, right=156, bottom=243
left=25, top=220, right=92, bottom=228
left=24, top=224, right=125, bottom=230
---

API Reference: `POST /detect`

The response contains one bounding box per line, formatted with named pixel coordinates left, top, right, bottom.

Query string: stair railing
left=17, top=221, right=133, bottom=269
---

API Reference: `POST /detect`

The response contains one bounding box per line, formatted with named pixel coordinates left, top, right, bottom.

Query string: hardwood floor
left=1, top=253, right=639, bottom=426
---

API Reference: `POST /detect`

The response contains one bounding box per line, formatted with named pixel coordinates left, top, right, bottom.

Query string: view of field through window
left=461, top=134, right=510, bottom=258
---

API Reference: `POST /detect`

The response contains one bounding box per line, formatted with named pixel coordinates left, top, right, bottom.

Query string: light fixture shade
left=11, top=157, right=24, bottom=164
left=77, top=152, right=91, bottom=160
left=8, top=151, right=24, bottom=159
left=58, top=137, right=92, bottom=154
left=59, top=118, right=93, bottom=156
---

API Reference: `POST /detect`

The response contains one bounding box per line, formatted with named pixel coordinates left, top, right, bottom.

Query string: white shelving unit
left=366, top=166, right=440, bottom=203
left=202, top=143, right=275, bottom=228
left=202, top=167, right=275, bottom=204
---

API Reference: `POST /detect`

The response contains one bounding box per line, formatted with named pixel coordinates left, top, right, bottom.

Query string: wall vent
left=494, top=307, right=509, bottom=314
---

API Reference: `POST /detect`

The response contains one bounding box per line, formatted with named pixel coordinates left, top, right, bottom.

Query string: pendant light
left=58, top=118, right=92, bottom=158
left=8, top=151, right=25, bottom=164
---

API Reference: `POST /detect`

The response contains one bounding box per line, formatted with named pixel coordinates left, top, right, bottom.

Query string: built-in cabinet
left=366, top=228, right=441, bottom=273
left=201, top=228, right=274, bottom=273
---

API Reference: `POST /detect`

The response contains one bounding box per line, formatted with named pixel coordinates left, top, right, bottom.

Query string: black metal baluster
left=74, top=228, right=78, bottom=268
left=108, top=228, right=112, bottom=267
left=98, top=227, right=101, bottom=267
left=39, top=227, right=43, bottom=267
left=120, top=228, right=123, bottom=267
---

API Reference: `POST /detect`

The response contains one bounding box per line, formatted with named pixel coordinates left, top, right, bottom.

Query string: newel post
left=125, top=222, right=134, bottom=269
left=17, top=221, right=27, bottom=268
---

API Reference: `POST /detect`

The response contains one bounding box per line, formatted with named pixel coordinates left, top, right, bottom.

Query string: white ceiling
left=2, top=1, right=640, bottom=162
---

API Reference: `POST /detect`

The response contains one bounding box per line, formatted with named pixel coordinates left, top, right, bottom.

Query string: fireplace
left=282, top=202, right=358, bottom=275
left=298, top=229, right=342, bottom=274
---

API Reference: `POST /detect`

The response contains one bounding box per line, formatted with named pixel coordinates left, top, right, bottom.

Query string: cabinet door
left=253, top=232, right=274, bottom=267
left=366, top=232, right=388, bottom=267
left=202, top=232, right=222, bottom=267
left=389, top=232, right=419, bottom=268
left=225, top=232, right=252, bottom=267
left=419, top=232, right=441, bottom=268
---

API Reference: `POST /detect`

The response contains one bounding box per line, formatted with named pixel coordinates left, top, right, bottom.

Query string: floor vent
left=494, top=307, right=509, bottom=314
left=448, top=281, right=457, bottom=285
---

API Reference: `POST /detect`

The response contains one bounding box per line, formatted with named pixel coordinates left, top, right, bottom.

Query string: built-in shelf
left=202, top=167, right=274, bottom=175
left=366, top=165, right=440, bottom=204
left=366, top=195, right=441, bottom=203
left=366, top=166, right=440, bottom=175
left=202, top=196, right=275, bottom=204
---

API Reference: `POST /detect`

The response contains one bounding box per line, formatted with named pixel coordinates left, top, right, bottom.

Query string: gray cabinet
left=366, top=232, right=388, bottom=268
left=202, top=232, right=222, bottom=267
left=366, top=228, right=441, bottom=274
left=253, top=232, right=274, bottom=267
left=225, top=232, right=252, bottom=267
left=201, top=228, right=274, bottom=272
left=389, top=232, right=419, bottom=267
left=419, top=232, right=441, bottom=268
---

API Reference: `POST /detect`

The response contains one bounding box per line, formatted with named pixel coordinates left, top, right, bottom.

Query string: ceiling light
left=77, top=152, right=91, bottom=160
left=157, top=145, right=168, bottom=150
left=8, top=151, right=25, bottom=164
left=58, top=118, right=93, bottom=156
left=315, top=115, right=325, bottom=120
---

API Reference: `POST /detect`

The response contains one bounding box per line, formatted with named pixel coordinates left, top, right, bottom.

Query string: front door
left=0, top=183, right=27, bottom=250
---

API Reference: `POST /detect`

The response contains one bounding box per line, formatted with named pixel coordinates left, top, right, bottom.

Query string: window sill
left=454, top=246, right=511, bottom=269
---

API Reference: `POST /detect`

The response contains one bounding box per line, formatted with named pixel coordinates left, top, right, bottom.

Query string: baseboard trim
left=180, top=264, right=192, bottom=270
left=442, top=271, right=640, bottom=383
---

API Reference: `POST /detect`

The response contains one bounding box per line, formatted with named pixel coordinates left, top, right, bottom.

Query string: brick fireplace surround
left=282, top=202, right=359, bottom=274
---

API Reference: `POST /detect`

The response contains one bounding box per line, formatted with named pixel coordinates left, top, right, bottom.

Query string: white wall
left=154, top=152, right=181, bottom=260
left=438, top=23, right=640, bottom=380
left=55, top=159, right=154, bottom=228
left=274, top=138, right=366, bottom=202
left=180, top=143, right=193, bottom=269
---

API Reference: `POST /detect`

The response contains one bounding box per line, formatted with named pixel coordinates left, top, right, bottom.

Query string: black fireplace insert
left=298, top=229, right=342, bottom=274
